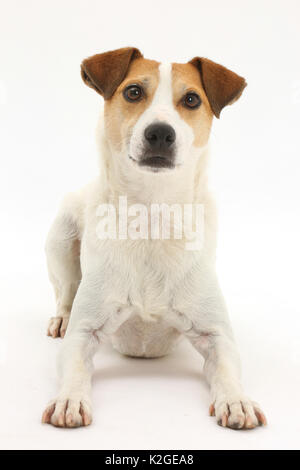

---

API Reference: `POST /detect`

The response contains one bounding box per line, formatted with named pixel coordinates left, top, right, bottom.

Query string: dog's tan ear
left=189, top=57, right=247, bottom=118
left=81, top=47, right=143, bottom=99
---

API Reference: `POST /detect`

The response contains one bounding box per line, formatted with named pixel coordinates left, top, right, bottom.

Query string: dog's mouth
left=140, top=156, right=175, bottom=169
left=129, top=155, right=175, bottom=170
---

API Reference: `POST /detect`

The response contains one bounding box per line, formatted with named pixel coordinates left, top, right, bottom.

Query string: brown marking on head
left=104, top=57, right=160, bottom=153
left=189, top=57, right=247, bottom=118
left=81, top=48, right=160, bottom=154
left=81, top=47, right=143, bottom=99
left=172, top=62, right=214, bottom=148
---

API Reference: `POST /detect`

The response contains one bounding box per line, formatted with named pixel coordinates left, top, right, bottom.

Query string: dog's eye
left=123, top=85, right=143, bottom=102
left=183, top=92, right=201, bottom=109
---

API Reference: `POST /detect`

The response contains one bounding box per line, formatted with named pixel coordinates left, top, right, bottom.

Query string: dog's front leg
left=172, top=269, right=267, bottom=430
left=42, top=274, right=132, bottom=428
left=189, top=325, right=266, bottom=429
left=42, top=322, right=97, bottom=428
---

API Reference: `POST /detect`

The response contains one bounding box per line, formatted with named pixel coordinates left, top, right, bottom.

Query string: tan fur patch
left=172, top=63, right=213, bottom=148
left=105, top=58, right=160, bottom=154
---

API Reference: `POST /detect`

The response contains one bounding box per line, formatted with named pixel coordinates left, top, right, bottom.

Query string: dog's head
left=81, top=47, right=246, bottom=172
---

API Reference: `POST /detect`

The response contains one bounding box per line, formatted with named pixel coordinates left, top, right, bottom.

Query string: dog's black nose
left=144, top=123, right=176, bottom=150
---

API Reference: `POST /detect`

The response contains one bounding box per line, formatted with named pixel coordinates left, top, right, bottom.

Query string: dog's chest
left=89, top=238, right=195, bottom=321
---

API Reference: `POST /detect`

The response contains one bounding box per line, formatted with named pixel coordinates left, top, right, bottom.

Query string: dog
left=42, top=47, right=267, bottom=429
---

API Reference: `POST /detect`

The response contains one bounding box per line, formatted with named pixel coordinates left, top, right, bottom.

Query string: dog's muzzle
left=137, top=122, right=176, bottom=170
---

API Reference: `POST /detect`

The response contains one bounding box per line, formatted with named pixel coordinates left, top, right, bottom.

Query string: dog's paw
left=47, top=316, right=69, bottom=338
left=209, top=399, right=267, bottom=430
left=42, top=398, right=92, bottom=428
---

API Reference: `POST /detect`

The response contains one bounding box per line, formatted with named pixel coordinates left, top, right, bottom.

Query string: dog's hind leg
left=45, top=194, right=83, bottom=338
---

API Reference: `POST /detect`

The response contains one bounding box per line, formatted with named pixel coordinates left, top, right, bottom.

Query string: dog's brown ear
left=81, top=47, right=143, bottom=99
left=189, top=57, right=247, bottom=118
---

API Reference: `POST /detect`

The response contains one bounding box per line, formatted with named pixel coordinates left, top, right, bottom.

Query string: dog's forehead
left=171, top=62, right=203, bottom=92
left=124, top=59, right=203, bottom=95
left=124, top=57, right=160, bottom=83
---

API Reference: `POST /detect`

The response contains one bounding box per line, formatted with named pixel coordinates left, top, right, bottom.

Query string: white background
left=1, top=0, right=300, bottom=450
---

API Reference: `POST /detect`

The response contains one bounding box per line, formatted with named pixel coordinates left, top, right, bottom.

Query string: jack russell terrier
left=42, top=47, right=267, bottom=430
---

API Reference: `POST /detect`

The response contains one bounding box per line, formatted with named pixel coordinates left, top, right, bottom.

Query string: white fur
left=129, top=63, right=194, bottom=167
left=42, top=63, right=266, bottom=429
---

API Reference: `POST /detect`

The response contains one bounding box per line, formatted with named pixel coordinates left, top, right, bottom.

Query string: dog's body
left=42, top=48, right=266, bottom=429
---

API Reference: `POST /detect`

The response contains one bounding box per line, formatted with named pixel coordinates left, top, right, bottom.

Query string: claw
left=254, top=409, right=267, bottom=426
left=221, top=412, right=228, bottom=427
